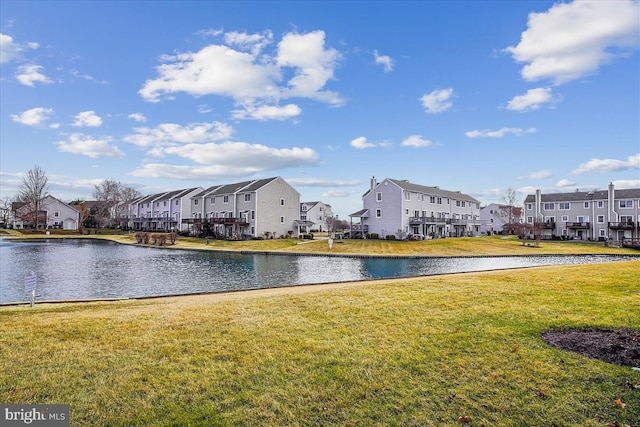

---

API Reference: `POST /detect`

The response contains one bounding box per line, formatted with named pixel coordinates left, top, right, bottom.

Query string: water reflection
left=0, top=239, right=636, bottom=303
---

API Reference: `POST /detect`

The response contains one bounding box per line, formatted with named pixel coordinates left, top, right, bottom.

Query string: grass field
left=1, top=260, right=639, bottom=426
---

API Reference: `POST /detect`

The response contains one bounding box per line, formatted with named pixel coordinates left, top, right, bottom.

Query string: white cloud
left=231, top=103, right=302, bottom=121
left=128, top=113, right=147, bottom=123
left=131, top=141, right=318, bottom=180
left=401, top=135, right=434, bottom=147
left=465, top=127, right=537, bottom=138
left=374, top=50, right=393, bottom=72
left=322, top=189, right=353, bottom=198
left=350, top=136, right=377, bottom=149
left=506, top=0, right=640, bottom=84
left=556, top=179, right=576, bottom=188
left=123, top=121, right=233, bottom=147
left=419, top=88, right=453, bottom=114
left=15, top=64, right=52, bottom=87
left=528, top=170, right=554, bottom=180
left=72, top=111, right=103, bottom=127
left=139, top=30, right=344, bottom=114
left=56, top=133, right=125, bottom=158
left=571, top=154, right=640, bottom=175
left=0, top=33, right=20, bottom=63
left=11, top=107, right=54, bottom=126
left=507, top=87, right=559, bottom=112
left=612, top=179, right=640, bottom=189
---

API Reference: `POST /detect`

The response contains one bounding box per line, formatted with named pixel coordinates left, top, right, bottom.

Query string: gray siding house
left=350, top=177, right=481, bottom=239
left=186, top=177, right=301, bottom=239
left=523, top=183, right=640, bottom=241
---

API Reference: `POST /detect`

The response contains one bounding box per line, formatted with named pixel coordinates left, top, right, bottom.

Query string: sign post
left=24, top=273, right=37, bottom=307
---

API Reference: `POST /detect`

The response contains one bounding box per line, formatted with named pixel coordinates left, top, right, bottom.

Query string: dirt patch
left=542, top=328, right=640, bottom=368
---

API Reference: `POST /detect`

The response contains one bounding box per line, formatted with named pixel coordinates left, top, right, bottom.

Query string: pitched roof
left=523, top=188, right=640, bottom=203
left=386, top=178, right=480, bottom=203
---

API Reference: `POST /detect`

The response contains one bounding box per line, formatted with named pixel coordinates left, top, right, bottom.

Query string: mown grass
left=1, top=262, right=639, bottom=426
left=9, top=231, right=638, bottom=256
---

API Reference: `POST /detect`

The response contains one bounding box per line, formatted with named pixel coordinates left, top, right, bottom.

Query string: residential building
left=185, top=177, right=302, bottom=239
left=12, top=195, right=80, bottom=230
left=523, top=183, right=640, bottom=241
left=350, top=177, right=482, bottom=239
left=480, top=203, right=523, bottom=235
left=300, top=201, right=333, bottom=232
left=127, top=187, right=202, bottom=231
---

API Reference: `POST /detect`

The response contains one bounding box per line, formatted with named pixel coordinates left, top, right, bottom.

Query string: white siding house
left=186, top=177, right=301, bottom=239
left=300, top=201, right=333, bottom=232
left=12, top=195, right=80, bottom=230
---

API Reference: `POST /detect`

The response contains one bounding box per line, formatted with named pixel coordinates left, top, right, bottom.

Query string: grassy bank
left=4, top=230, right=638, bottom=256
left=1, top=262, right=638, bottom=426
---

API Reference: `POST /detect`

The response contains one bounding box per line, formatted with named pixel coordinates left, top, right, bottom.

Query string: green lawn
left=1, top=261, right=638, bottom=426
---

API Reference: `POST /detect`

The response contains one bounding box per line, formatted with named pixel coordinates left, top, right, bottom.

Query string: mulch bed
left=542, top=328, right=640, bottom=368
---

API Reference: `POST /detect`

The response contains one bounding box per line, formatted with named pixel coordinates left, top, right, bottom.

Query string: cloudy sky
left=1, top=0, right=638, bottom=218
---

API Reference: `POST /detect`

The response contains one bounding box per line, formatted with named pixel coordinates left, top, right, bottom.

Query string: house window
left=376, top=208, right=382, bottom=218
left=437, top=197, right=442, bottom=204
left=194, top=200, right=199, bottom=206
left=211, top=197, right=215, bottom=204
left=251, top=210, right=255, bottom=220
left=430, top=196, right=436, bottom=203
left=620, top=200, right=633, bottom=208
left=301, top=205, right=308, bottom=211
left=376, top=192, right=382, bottom=202
left=599, top=229, right=606, bottom=237
left=544, top=216, right=555, bottom=224
left=280, top=216, right=285, bottom=224
left=583, top=202, right=589, bottom=209
left=559, top=202, right=570, bottom=210
left=527, top=203, right=533, bottom=210
left=577, top=216, right=588, bottom=222
left=527, top=216, right=533, bottom=224
left=621, top=215, right=634, bottom=224
left=163, top=201, right=167, bottom=206
left=405, top=209, right=409, bottom=215
left=301, top=215, right=307, bottom=220
left=244, top=194, right=251, bottom=202
left=561, top=215, right=568, bottom=222
left=597, top=201, right=604, bottom=208
left=280, top=198, right=285, bottom=206
left=597, top=215, right=605, bottom=223
left=456, top=201, right=461, bottom=207
left=175, top=200, right=179, bottom=205
left=543, top=203, right=555, bottom=210
left=223, top=196, right=229, bottom=204
left=54, top=211, right=60, bottom=218
left=404, top=192, right=410, bottom=201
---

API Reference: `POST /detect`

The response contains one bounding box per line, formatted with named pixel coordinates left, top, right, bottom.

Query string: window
left=527, top=216, right=534, bottom=224
left=599, top=229, right=606, bottom=237
left=597, top=215, right=605, bottom=223
left=543, top=203, right=555, bottom=210
left=301, top=215, right=307, bottom=220
left=163, top=201, right=167, bottom=206
left=430, top=196, right=436, bottom=203
left=559, top=202, right=570, bottom=210
left=544, top=216, right=555, bottom=224
left=576, top=216, right=588, bottom=223
left=621, top=215, right=634, bottom=224
left=376, top=192, right=382, bottom=202
left=251, top=211, right=255, bottom=220
left=280, top=216, right=285, bottom=224
left=280, top=198, right=285, bottom=206
left=437, top=197, right=442, bottom=204
left=244, top=194, right=251, bottom=202
left=376, top=209, right=382, bottom=218
left=54, top=211, right=60, bottom=218
left=223, top=195, right=229, bottom=204
left=175, top=200, right=179, bottom=205
left=456, top=201, right=461, bottom=207
left=405, top=209, right=409, bottom=215
left=527, top=203, right=533, bottom=210
left=301, top=205, right=308, bottom=211
left=583, top=202, right=589, bottom=209
left=194, top=199, right=199, bottom=206
left=211, top=197, right=215, bottom=204
left=561, top=215, right=568, bottom=222
left=620, top=200, right=633, bottom=208
left=597, top=201, right=604, bottom=208
left=404, top=191, right=410, bottom=201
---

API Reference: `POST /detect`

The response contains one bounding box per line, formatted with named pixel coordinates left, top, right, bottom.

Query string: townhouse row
left=523, top=183, right=640, bottom=241
left=9, top=176, right=639, bottom=243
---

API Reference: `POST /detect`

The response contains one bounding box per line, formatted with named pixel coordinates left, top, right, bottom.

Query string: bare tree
left=93, top=180, right=141, bottom=229
left=17, top=165, right=49, bottom=230
left=498, top=188, right=521, bottom=235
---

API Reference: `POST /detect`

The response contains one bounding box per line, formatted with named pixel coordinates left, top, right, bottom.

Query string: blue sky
left=1, top=0, right=638, bottom=218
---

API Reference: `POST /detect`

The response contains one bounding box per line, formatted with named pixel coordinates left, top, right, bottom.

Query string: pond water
left=0, top=238, right=637, bottom=303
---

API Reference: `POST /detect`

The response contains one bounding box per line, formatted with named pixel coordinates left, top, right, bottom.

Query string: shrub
left=369, top=233, right=379, bottom=239
left=386, top=235, right=396, bottom=240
